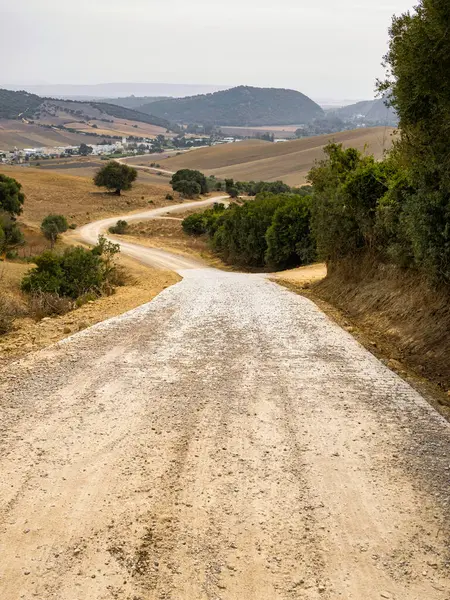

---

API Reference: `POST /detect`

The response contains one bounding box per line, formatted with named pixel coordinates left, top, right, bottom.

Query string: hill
left=139, top=86, right=324, bottom=126
left=0, top=89, right=176, bottom=148
left=105, top=96, right=170, bottom=109
left=332, top=98, right=398, bottom=125
left=127, top=127, right=394, bottom=186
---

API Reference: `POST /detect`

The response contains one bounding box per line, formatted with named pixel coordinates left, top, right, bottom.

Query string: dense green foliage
left=171, top=169, right=208, bottom=195
left=0, top=173, right=25, bottom=255
left=109, top=219, right=128, bottom=234
left=0, top=212, right=24, bottom=255
left=182, top=203, right=226, bottom=236
left=0, top=174, right=25, bottom=216
left=22, top=237, right=120, bottom=299
left=144, top=86, right=323, bottom=126
left=105, top=96, right=169, bottom=109
left=0, top=88, right=42, bottom=119
left=94, top=161, right=137, bottom=195
left=182, top=194, right=314, bottom=270
left=41, top=214, right=69, bottom=247
left=377, top=0, right=450, bottom=283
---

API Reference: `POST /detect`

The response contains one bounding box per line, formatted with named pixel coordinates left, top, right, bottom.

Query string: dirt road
left=75, top=196, right=228, bottom=271
left=0, top=262, right=449, bottom=599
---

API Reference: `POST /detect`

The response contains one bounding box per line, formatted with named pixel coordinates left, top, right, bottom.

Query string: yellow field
left=0, top=120, right=101, bottom=150
left=146, top=127, right=396, bottom=186
left=64, top=118, right=167, bottom=139
left=0, top=165, right=174, bottom=227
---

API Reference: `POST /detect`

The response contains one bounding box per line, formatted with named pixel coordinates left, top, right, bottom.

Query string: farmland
left=127, top=127, right=395, bottom=186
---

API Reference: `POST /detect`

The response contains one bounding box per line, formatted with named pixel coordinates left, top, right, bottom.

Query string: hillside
left=0, top=89, right=176, bottom=148
left=140, top=86, right=324, bottom=126
left=332, top=98, right=398, bottom=125
left=128, top=127, right=394, bottom=186
left=105, top=96, right=170, bottom=109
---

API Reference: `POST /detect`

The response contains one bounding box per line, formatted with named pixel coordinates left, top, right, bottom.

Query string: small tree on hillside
left=41, top=214, right=69, bottom=248
left=0, top=174, right=25, bottom=217
left=94, top=161, right=138, bottom=196
left=171, top=169, right=208, bottom=195
left=79, top=143, right=93, bottom=156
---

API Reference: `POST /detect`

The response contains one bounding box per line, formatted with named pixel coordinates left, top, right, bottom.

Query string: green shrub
left=265, top=196, right=315, bottom=269
left=108, top=219, right=128, bottom=234
left=21, top=237, right=121, bottom=301
left=182, top=203, right=226, bottom=236
left=171, top=169, right=208, bottom=194
left=173, top=180, right=201, bottom=198
left=165, top=193, right=174, bottom=200
left=41, top=214, right=69, bottom=247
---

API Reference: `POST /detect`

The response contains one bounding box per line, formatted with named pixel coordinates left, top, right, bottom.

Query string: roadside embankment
left=309, top=258, right=450, bottom=410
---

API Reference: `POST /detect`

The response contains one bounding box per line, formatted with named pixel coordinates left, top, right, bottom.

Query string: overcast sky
left=1, top=0, right=415, bottom=100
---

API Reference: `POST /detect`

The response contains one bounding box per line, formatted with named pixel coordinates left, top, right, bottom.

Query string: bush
left=41, top=214, right=69, bottom=247
left=108, top=219, right=128, bottom=234
left=182, top=203, right=226, bottom=236
left=173, top=180, right=201, bottom=198
left=171, top=169, right=208, bottom=194
left=0, top=211, right=24, bottom=254
left=0, top=293, right=24, bottom=334
left=0, top=174, right=25, bottom=217
left=27, top=292, right=73, bottom=320
left=165, top=193, right=174, bottom=200
left=21, top=237, right=121, bottom=301
left=265, top=196, right=315, bottom=269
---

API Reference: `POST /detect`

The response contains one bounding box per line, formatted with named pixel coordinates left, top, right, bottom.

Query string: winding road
left=0, top=199, right=449, bottom=600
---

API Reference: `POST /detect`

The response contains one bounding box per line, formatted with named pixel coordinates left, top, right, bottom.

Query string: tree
left=173, top=180, right=201, bottom=198
left=79, top=143, right=93, bottom=156
left=378, top=0, right=450, bottom=283
left=265, top=196, right=315, bottom=269
left=171, top=169, right=208, bottom=194
left=0, top=211, right=24, bottom=255
left=41, top=214, right=69, bottom=248
left=93, top=161, right=138, bottom=195
left=0, top=174, right=25, bottom=217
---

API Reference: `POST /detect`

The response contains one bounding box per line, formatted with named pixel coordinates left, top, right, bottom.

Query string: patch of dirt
left=123, top=219, right=226, bottom=267
left=276, top=259, right=450, bottom=419
left=0, top=256, right=180, bottom=364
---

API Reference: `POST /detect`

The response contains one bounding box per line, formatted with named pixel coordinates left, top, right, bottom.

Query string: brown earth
left=0, top=120, right=103, bottom=149
left=126, top=128, right=396, bottom=186
left=0, top=256, right=180, bottom=365
left=64, top=118, right=166, bottom=139
left=284, top=258, right=450, bottom=415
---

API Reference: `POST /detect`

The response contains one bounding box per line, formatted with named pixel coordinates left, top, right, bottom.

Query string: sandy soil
left=0, top=268, right=448, bottom=600
left=0, top=257, right=180, bottom=365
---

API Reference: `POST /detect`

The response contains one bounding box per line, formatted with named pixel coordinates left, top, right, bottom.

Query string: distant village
left=0, top=134, right=242, bottom=165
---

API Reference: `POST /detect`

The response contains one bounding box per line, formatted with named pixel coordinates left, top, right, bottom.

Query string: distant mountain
left=332, top=98, right=398, bottom=125
left=1, top=83, right=229, bottom=99
left=0, top=88, right=174, bottom=131
left=105, top=96, right=170, bottom=110
left=139, top=86, right=324, bottom=126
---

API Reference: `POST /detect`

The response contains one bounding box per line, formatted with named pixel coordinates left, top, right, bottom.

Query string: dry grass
left=124, top=219, right=212, bottom=261
left=64, top=118, right=166, bottom=139
left=0, top=256, right=180, bottom=363
left=0, top=165, right=173, bottom=228
left=132, top=128, right=396, bottom=186
left=0, top=119, right=102, bottom=149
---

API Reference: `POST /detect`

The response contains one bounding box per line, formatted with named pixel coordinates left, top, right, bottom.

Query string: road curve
left=76, top=196, right=228, bottom=272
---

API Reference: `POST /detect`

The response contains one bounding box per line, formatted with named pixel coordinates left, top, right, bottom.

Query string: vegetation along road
left=0, top=201, right=449, bottom=600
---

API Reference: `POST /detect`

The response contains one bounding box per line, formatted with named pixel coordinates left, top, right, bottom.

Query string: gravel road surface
left=0, top=267, right=449, bottom=600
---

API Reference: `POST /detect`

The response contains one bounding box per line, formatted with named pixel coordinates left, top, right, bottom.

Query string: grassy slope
left=0, top=165, right=173, bottom=227
left=141, top=128, right=395, bottom=186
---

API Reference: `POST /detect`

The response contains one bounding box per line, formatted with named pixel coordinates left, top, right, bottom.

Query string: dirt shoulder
left=274, top=264, right=450, bottom=421
left=0, top=257, right=180, bottom=365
